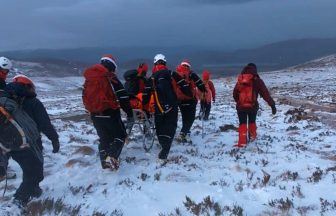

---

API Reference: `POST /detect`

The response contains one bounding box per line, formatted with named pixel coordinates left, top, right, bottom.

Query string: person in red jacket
left=199, top=70, right=216, bottom=120
left=82, top=55, right=133, bottom=170
left=233, top=63, right=276, bottom=148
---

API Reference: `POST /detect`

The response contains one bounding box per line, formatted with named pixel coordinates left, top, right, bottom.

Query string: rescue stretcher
left=127, top=109, right=156, bottom=152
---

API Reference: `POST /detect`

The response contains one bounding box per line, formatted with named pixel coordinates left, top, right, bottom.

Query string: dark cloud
left=183, top=0, right=260, bottom=4
left=1, top=0, right=336, bottom=51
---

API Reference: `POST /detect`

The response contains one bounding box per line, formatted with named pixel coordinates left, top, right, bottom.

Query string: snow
left=1, top=66, right=336, bottom=215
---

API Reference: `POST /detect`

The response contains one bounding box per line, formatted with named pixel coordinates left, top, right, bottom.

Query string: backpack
left=82, top=64, right=119, bottom=113
left=124, top=69, right=141, bottom=96
left=151, top=70, right=179, bottom=114
left=0, top=97, right=40, bottom=153
left=237, top=74, right=257, bottom=109
left=123, top=69, right=138, bottom=82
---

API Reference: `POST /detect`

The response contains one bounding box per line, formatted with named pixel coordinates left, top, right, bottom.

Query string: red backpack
left=237, top=74, right=257, bottom=109
left=82, top=64, right=119, bottom=113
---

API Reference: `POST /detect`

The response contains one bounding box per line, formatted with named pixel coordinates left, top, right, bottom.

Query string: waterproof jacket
left=175, top=65, right=206, bottom=102
left=199, top=80, right=216, bottom=103
left=208, top=80, right=216, bottom=101
left=233, top=66, right=275, bottom=112
left=5, top=83, right=59, bottom=149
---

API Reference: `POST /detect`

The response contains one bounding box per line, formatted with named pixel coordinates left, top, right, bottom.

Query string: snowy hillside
left=10, top=60, right=85, bottom=77
left=1, top=66, right=336, bottom=215
left=285, top=54, right=336, bottom=72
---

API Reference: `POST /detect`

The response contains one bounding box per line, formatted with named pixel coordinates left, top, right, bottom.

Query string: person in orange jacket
left=199, top=70, right=216, bottom=120
left=233, top=63, right=276, bottom=148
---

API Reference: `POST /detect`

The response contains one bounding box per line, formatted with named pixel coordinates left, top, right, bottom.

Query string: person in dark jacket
left=4, top=75, right=60, bottom=205
left=83, top=55, right=133, bottom=171
left=145, top=54, right=191, bottom=161
left=0, top=57, right=13, bottom=181
left=11, top=75, right=60, bottom=151
left=233, top=63, right=276, bottom=147
left=175, top=60, right=206, bottom=143
left=124, top=63, right=149, bottom=96
left=124, top=63, right=151, bottom=112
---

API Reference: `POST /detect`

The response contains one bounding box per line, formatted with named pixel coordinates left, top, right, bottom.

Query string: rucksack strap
left=151, top=78, right=165, bottom=114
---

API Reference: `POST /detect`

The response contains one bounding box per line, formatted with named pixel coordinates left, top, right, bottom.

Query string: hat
left=101, top=54, right=117, bottom=69
left=180, top=59, right=191, bottom=68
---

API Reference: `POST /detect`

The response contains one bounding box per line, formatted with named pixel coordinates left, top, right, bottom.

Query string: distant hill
left=284, top=54, right=336, bottom=72
left=10, top=59, right=86, bottom=77
left=194, top=38, right=336, bottom=76
left=1, top=38, right=336, bottom=77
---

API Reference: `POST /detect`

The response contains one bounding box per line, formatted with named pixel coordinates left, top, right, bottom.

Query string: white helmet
left=0, top=57, right=13, bottom=70
left=154, top=54, right=166, bottom=64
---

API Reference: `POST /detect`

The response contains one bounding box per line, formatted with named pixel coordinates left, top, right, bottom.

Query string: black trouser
left=0, top=152, right=8, bottom=176
left=200, top=101, right=211, bottom=120
left=91, top=109, right=127, bottom=164
left=237, top=111, right=257, bottom=125
left=10, top=149, right=43, bottom=202
left=155, top=107, right=178, bottom=159
left=178, top=100, right=197, bottom=134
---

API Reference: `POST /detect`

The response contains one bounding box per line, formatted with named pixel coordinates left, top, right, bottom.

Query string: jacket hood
left=241, top=65, right=259, bottom=78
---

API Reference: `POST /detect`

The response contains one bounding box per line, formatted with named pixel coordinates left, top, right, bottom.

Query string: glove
left=52, top=140, right=60, bottom=153
left=271, top=105, right=277, bottom=115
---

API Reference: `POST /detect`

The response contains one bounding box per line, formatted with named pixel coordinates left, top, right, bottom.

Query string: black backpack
left=124, top=70, right=140, bottom=96
left=123, top=69, right=138, bottom=82
left=0, top=97, right=40, bottom=155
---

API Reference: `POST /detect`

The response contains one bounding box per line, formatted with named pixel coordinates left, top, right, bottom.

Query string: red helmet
left=12, top=75, right=35, bottom=86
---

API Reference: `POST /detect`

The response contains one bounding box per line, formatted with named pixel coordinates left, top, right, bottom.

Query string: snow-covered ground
left=1, top=66, right=335, bottom=215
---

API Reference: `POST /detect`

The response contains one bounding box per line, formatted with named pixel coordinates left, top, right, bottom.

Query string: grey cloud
left=179, top=0, right=261, bottom=4
left=1, top=0, right=336, bottom=51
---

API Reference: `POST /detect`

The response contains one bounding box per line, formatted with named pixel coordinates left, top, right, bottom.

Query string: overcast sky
left=1, top=0, right=336, bottom=51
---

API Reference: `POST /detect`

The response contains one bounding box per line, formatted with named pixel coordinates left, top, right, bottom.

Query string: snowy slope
left=0, top=67, right=336, bottom=215
left=285, top=54, right=336, bottom=72
left=10, top=60, right=85, bottom=77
